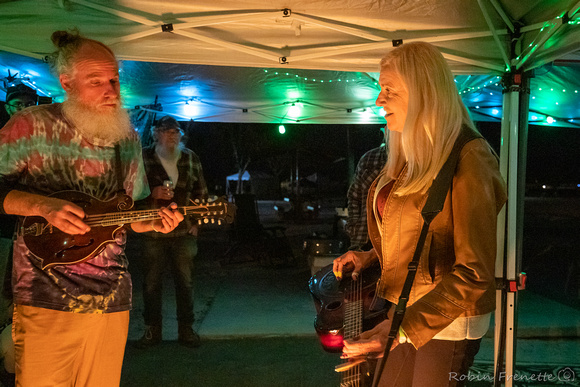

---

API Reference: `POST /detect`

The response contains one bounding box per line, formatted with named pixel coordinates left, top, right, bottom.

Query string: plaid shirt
left=141, top=145, right=208, bottom=238
left=346, top=145, right=387, bottom=250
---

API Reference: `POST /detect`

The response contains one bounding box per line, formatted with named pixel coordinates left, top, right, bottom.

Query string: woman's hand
left=341, top=318, right=398, bottom=359
left=332, top=249, right=377, bottom=280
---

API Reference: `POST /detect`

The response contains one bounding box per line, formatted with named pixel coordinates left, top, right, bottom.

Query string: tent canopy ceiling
left=1, top=0, right=580, bottom=125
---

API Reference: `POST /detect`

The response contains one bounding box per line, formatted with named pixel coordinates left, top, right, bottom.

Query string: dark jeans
left=142, top=236, right=197, bottom=326
left=374, top=338, right=482, bottom=387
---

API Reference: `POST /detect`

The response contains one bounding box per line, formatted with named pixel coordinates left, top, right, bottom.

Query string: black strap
left=114, top=144, right=125, bottom=193
left=371, top=127, right=482, bottom=387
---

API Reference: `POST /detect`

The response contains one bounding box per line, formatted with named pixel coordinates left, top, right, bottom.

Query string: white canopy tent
left=226, top=170, right=251, bottom=195
left=2, top=1, right=580, bottom=385
left=1, top=0, right=580, bottom=125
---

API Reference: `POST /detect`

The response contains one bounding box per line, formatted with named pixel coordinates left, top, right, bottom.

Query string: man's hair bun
left=51, top=29, right=81, bottom=48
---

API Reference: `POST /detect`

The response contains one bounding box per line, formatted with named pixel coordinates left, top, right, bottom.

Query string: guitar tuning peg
left=211, top=219, right=215, bottom=224
left=218, top=220, right=222, bottom=225
left=204, top=218, right=209, bottom=224
left=195, top=199, right=200, bottom=204
left=198, top=219, right=202, bottom=225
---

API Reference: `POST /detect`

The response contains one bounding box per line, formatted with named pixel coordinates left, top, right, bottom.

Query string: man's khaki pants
left=13, top=304, right=129, bottom=387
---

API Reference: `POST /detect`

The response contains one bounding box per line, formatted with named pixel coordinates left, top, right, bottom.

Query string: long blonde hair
left=381, top=42, right=477, bottom=195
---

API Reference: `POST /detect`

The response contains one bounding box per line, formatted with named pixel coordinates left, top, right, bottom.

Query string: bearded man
left=0, top=30, right=183, bottom=386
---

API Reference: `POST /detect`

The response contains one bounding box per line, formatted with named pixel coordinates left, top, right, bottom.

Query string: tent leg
left=494, top=71, right=531, bottom=386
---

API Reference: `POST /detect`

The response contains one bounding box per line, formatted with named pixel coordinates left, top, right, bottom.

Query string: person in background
left=0, top=84, right=39, bottom=387
left=3, top=84, right=37, bottom=119
left=333, top=42, right=507, bottom=386
left=0, top=30, right=183, bottom=386
left=345, top=136, right=387, bottom=252
left=136, top=116, right=208, bottom=349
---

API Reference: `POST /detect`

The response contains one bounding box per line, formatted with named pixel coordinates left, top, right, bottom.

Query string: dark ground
left=120, top=198, right=580, bottom=387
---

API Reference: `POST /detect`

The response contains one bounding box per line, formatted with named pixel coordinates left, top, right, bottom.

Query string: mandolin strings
left=83, top=204, right=227, bottom=227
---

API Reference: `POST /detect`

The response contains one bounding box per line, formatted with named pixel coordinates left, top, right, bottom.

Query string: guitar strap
left=371, top=127, right=482, bottom=387
left=114, top=144, right=126, bottom=194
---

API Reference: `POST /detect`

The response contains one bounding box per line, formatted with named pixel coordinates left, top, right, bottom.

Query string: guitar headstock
left=187, top=196, right=237, bottom=226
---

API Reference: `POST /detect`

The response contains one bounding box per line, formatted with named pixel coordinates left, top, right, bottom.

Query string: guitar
left=21, top=190, right=236, bottom=269
left=309, top=261, right=388, bottom=387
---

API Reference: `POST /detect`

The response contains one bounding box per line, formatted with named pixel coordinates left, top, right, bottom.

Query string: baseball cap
left=5, top=84, right=38, bottom=103
left=154, top=116, right=183, bottom=133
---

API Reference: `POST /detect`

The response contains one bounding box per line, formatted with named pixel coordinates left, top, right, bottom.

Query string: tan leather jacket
left=366, top=138, right=507, bottom=348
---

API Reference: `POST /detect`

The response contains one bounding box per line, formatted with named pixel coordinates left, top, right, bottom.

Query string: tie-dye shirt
left=0, top=103, right=149, bottom=313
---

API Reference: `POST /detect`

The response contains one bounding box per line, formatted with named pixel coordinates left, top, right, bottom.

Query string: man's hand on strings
left=150, top=203, right=184, bottom=233
left=38, top=197, right=90, bottom=235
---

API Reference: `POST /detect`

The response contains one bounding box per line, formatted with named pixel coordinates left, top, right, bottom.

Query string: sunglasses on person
left=7, top=101, right=36, bottom=109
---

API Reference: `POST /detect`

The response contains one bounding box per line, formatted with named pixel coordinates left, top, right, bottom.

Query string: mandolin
left=21, top=190, right=236, bottom=269
left=309, top=261, right=388, bottom=387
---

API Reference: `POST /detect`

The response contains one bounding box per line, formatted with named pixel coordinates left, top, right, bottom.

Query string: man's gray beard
left=62, top=99, right=133, bottom=144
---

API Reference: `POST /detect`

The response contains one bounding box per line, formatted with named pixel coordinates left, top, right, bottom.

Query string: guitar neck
left=343, top=277, right=364, bottom=339
left=340, top=276, right=365, bottom=387
left=84, top=204, right=220, bottom=227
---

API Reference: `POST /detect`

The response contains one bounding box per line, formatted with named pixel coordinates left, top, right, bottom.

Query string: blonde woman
left=333, top=42, right=507, bottom=386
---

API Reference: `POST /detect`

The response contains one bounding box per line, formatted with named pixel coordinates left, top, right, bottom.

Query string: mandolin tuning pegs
left=203, top=218, right=209, bottom=224
left=218, top=220, right=222, bottom=225
left=198, top=219, right=202, bottom=225
left=211, top=219, right=215, bottom=224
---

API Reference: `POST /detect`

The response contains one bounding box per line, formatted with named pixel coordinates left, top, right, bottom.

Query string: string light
left=262, top=68, right=367, bottom=84
left=6, top=64, right=578, bottom=127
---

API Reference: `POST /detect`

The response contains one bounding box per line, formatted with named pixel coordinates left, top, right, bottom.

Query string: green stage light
left=278, top=125, right=286, bottom=134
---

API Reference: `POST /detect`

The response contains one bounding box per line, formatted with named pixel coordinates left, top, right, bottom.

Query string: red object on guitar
left=309, top=261, right=388, bottom=386
left=21, top=191, right=236, bottom=269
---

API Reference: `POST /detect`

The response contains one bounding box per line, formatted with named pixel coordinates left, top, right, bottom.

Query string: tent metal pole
left=289, top=39, right=504, bottom=72
left=440, top=52, right=504, bottom=72
left=477, top=0, right=511, bottom=71
left=291, top=13, right=389, bottom=41
left=570, top=0, right=580, bottom=17
left=516, top=18, right=564, bottom=70
left=494, top=70, right=530, bottom=387
left=69, top=0, right=157, bottom=26
left=504, top=88, right=520, bottom=387
left=172, top=29, right=281, bottom=62
left=529, top=43, right=580, bottom=70
left=488, top=0, right=515, bottom=33
left=108, top=28, right=161, bottom=45
left=0, top=45, right=46, bottom=61
left=175, top=12, right=277, bottom=28
left=494, top=89, right=510, bottom=384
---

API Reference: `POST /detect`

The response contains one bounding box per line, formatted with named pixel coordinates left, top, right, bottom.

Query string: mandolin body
left=21, top=190, right=235, bottom=270
left=21, top=191, right=134, bottom=269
